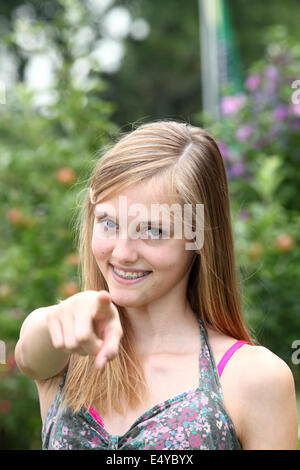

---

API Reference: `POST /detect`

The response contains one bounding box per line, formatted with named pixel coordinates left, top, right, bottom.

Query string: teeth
left=113, top=266, right=150, bottom=279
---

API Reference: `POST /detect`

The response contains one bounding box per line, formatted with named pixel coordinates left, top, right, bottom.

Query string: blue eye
left=146, top=227, right=163, bottom=239
left=97, top=218, right=116, bottom=230
left=96, top=218, right=164, bottom=239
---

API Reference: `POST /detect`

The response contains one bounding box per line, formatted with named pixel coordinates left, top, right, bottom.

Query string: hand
left=45, top=290, right=123, bottom=370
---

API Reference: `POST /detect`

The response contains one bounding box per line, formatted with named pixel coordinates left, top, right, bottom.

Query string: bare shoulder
left=231, top=344, right=298, bottom=450
left=234, top=344, right=295, bottom=390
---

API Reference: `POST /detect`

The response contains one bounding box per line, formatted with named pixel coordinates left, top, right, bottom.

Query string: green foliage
left=197, top=26, right=300, bottom=388
left=0, top=0, right=118, bottom=449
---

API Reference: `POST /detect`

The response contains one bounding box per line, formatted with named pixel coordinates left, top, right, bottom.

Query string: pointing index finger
left=92, top=291, right=114, bottom=321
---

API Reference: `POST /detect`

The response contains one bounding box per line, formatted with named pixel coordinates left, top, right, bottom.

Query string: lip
left=110, top=263, right=152, bottom=274
left=110, top=264, right=152, bottom=285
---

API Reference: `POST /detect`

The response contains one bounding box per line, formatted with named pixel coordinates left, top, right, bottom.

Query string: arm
left=238, top=346, right=298, bottom=450
left=14, top=305, right=71, bottom=381
left=15, top=291, right=123, bottom=381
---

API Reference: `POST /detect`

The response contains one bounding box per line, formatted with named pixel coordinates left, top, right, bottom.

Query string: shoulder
left=235, top=344, right=295, bottom=394
left=232, top=344, right=298, bottom=449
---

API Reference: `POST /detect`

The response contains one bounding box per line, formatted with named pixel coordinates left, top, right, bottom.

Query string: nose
left=111, top=236, right=139, bottom=265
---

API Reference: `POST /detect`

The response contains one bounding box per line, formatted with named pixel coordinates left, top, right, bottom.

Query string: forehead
left=94, top=178, right=177, bottom=210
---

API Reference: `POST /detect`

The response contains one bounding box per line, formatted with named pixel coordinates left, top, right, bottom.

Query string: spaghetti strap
left=58, top=366, right=69, bottom=392
left=217, top=340, right=250, bottom=377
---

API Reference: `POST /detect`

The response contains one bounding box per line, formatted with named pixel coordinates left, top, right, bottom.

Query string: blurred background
left=0, top=0, right=299, bottom=450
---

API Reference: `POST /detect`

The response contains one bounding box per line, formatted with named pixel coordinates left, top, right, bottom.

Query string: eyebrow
left=94, top=209, right=174, bottom=226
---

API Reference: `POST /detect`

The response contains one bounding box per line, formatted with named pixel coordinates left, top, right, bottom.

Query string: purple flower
left=236, top=124, right=255, bottom=142
left=253, top=137, right=268, bottom=149
left=245, top=74, right=261, bottom=91
left=220, top=93, right=246, bottom=116
left=238, top=209, right=250, bottom=220
left=273, top=105, right=288, bottom=121
left=264, top=64, right=280, bottom=82
left=189, top=433, right=202, bottom=448
left=217, top=140, right=230, bottom=161
left=230, top=163, right=245, bottom=177
left=264, top=65, right=280, bottom=95
left=289, top=120, right=300, bottom=131
left=252, top=90, right=266, bottom=112
left=269, top=122, right=282, bottom=138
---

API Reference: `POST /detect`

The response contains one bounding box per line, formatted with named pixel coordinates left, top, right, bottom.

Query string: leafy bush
left=197, top=25, right=300, bottom=388
left=0, top=0, right=118, bottom=450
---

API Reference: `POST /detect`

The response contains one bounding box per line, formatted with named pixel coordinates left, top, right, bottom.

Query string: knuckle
left=64, top=340, right=78, bottom=350
left=52, top=340, right=65, bottom=350
left=46, top=310, right=57, bottom=324
left=75, top=333, right=90, bottom=345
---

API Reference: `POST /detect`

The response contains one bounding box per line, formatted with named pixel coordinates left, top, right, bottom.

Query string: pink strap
left=89, top=407, right=104, bottom=427
left=217, top=340, right=250, bottom=377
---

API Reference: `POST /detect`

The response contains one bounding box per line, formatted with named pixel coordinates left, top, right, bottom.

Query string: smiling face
left=91, top=179, right=197, bottom=309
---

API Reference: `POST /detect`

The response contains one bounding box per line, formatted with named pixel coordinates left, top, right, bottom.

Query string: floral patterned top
left=42, top=314, right=245, bottom=450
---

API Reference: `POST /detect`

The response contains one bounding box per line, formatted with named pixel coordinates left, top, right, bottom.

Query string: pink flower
left=290, top=103, right=300, bottom=117
left=217, top=141, right=230, bottom=161
left=6, top=354, right=17, bottom=370
left=182, top=408, right=197, bottom=421
left=62, top=426, right=68, bottom=435
left=166, top=417, right=177, bottom=426
left=189, top=433, right=202, bottom=448
left=245, top=74, right=261, bottom=91
left=92, top=436, right=101, bottom=445
left=154, top=440, right=165, bottom=450
left=264, top=65, right=280, bottom=94
left=264, top=64, right=279, bottom=82
left=230, top=163, right=245, bottom=177
left=273, top=105, right=288, bottom=121
left=146, top=421, right=157, bottom=431
left=200, top=396, right=208, bottom=406
left=236, top=124, right=255, bottom=142
left=220, top=93, right=246, bottom=116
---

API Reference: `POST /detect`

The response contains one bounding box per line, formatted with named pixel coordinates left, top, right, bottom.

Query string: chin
left=109, top=291, right=146, bottom=308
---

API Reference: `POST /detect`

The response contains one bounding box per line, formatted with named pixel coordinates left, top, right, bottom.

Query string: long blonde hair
left=60, top=120, right=256, bottom=416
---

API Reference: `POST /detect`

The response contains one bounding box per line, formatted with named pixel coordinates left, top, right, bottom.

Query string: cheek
left=148, top=244, right=183, bottom=272
left=91, top=231, right=112, bottom=260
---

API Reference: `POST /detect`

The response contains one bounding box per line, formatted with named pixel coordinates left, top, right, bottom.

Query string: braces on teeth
left=113, top=266, right=150, bottom=279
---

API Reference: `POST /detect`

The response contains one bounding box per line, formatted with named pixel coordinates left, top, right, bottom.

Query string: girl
left=15, top=120, right=298, bottom=450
